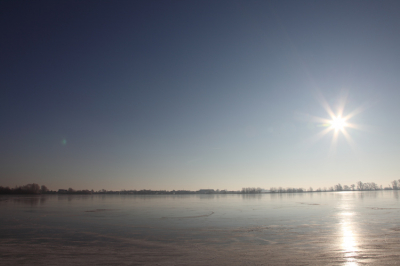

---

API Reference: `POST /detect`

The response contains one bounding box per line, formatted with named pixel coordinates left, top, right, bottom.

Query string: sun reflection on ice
left=340, top=211, right=359, bottom=265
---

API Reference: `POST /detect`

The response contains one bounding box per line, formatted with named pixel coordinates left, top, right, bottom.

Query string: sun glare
left=306, top=90, right=369, bottom=154
left=331, top=116, right=347, bottom=131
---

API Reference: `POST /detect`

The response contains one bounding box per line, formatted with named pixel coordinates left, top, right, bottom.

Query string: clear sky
left=1, top=0, right=400, bottom=191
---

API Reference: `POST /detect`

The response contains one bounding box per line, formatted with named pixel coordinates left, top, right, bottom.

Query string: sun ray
left=341, top=128, right=357, bottom=153
left=308, top=115, right=333, bottom=124
left=343, top=102, right=370, bottom=121
left=318, top=95, right=336, bottom=120
left=304, top=126, right=334, bottom=146
left=345, top=123, right=368, bottom=131
left=336, top=90, right=349, bottom=118
left=329, top=129, right=339, bottom=156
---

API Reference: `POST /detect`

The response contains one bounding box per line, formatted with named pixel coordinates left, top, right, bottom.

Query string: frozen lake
left=1, top=191, right=400, bottom=265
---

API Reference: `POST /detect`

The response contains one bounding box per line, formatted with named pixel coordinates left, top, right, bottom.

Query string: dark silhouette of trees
left=3, top=179, right=400, bottom=195
left=0, top=186, right=12, bottom=194
left=63, top=188, right=92, bottom=194
left=334, top=184, right=343, bottom=191
left=241, top=187, right=262, bottom=194
left=354, top=181, right=380, bottom=191
left=0, top=183, right=42, bottom=194
left=41, top=185, right=49, bottom=193
left=357, top=181, right=364, bottom=191
left=385, top=179, right=400, bottom=190
left=269, top=187, right=305, bottom=193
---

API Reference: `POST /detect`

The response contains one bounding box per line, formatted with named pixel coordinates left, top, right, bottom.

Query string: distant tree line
left=2, top=180, right=400, bottom=195
left=241, top=187, right=262, bottom=194
left=116, top=189, right=241, bottom=195
left=269, top=180, right=400, bottom=193
left=389, top=179, right=400, bottom=190
left=0, top=185, right=240, bottom=195
left=58, top=188, right=94, bottom=194
left=269, top=187, right=305, bottom=193
left=0, top=183, right=49, bottom=194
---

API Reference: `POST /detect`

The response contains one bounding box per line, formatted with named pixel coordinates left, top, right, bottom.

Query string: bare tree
left=370, top=182, right=379, bottom=190
left=392, top=180, right=398, bottom=190
left=41, top=185, right=49, bottom=193
left=357, top=181, right=364, bottom=191
left=335, top=184, right=343, bottom=191
left=21, top=183, right=41, bottom=194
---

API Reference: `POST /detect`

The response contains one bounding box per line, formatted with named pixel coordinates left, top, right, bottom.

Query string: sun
left=330, top=116, right=347, bottom=131
left=305, top=90, right=369, bottom=153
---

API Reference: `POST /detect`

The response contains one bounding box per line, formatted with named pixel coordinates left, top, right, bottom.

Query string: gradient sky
left=1, top=0, right=400, bottom=191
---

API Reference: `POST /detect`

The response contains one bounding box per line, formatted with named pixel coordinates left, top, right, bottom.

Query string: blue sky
left=1, top=0, right=400, bottom=190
